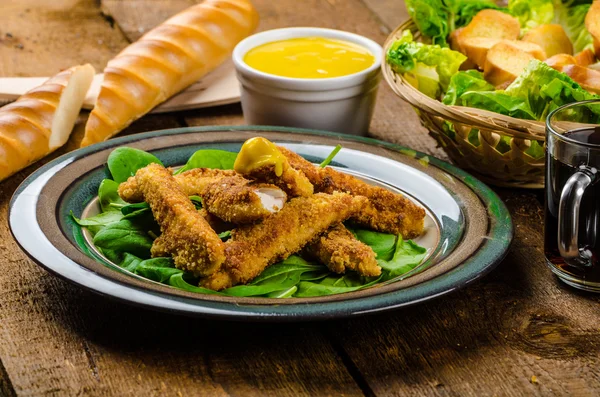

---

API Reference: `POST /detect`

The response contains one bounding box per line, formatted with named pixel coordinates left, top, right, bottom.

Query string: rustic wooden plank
left=360, top=0, right=409, bottom=35
left=0, top=1, right=365, bottom=396
left=0, top=0, right=129, bottom=77
left=317, top=2, right=600, bottom=395
left=101, top=0, right=198, bottom=42
left=326, top=190, right=600, bottom=396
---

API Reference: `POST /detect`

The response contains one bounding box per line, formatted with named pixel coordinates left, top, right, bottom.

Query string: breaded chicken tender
left=234, top=137, right=314, bottom=197
left=304, top=224, right=381, bottom=277
left=119, top=168, right=237, bottom=203
left=200, top=192, right=368, bottom=290
left=120, top=168, right=287, bottom=224
left=135, top=163, right=225, bottom=276
left=202, top=176, right=286, bottom=224
left=277, top=146, right=426, bottom=238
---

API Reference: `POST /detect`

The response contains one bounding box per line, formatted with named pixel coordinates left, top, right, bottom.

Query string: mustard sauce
left=234, top=137, right=286, bottom=176
left=243, top=37, right=375, bottom=79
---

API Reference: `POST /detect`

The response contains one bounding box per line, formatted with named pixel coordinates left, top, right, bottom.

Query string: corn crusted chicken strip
left=234, top=137, right=314, bottom=197
left=199, top=209, right=234, bottom=234
left=120, top=168, right=287, bottom=224
left=135, top=163, right=225, bottom=276
left=200, top=192, right=368, bottom=291
left=277, top=146, right=426, bottom=238
left=202, top=176, right=287, bottom=223
left=304, top=224, right=381, bottom=277
left=119, top=168, right=237, bottom=203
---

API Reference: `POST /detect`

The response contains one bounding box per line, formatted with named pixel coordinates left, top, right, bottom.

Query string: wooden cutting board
left=0, top=61, right=240, bottom=113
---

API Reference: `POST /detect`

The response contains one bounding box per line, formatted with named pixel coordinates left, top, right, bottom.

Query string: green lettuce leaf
left=405, top=0, right=502, bottom=46
left=508, top=0, right=554, bottom=32
left=387, top=30, right=466, bottom=98
left=453, top=61, right=600, bottom=121
left=505, top=60, right=599, bottom=120
left=442, top=70, right=495, bottom=106
left=554, top=0, right=593, bottom=53
left=460, top=91, right=537, bottom=120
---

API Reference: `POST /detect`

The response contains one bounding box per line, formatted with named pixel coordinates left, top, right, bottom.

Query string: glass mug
left=545, top=100, right=600, bottom=291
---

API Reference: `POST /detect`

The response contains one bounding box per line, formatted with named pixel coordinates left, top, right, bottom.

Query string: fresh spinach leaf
left=98, top=179, right=127, bottom=212
left=121, top=202, right=149, bottom=215
left=120, top=253, right=143, bottom=272
left=250, top=255, right=322, bottom=284
left=266, top=286, right=298, bottom=298
left=352, top=228, right=397, bottom=261
left=169, top=273, right=222, bottom=295
left=174, top=149, right=237, bottom=174
left=378, top=236, right=428, bottom=279
left=93, top=219, right=154, bottom=260
left=136, top=258, right=183, bottom=283
left=71, top=210, right=123, bottom=228
left=294, top=281, right=367, bottom=297
left=223, top=270, right=305, bottom=297
left=107, top=147, right=163, bottom=183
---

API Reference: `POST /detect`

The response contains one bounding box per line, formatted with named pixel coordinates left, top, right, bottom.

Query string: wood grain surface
left=0, top=1, right=599, bottom=396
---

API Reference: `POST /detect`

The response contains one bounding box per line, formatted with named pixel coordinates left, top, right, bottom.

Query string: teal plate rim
left=9, top=126, right=513, bottom=321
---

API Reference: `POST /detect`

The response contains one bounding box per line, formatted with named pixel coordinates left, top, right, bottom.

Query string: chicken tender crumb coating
left=277, top=146, right=425, bottom=238
left=202, top=177, right=286, bottom=224
left=119, top=168, right=237, bottom=203
left=242, top=163, right=314, bottom=198
left=233, top=137, right=314, bottom=197
left=135, top=163, right=225, bottom=276
left=200, top=192, right=368, bottom=290
left=304, top=224, right=381, bottom=277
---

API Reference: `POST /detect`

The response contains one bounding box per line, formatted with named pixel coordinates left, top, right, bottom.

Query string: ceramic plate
left=9, top=127, right=512, bottom=321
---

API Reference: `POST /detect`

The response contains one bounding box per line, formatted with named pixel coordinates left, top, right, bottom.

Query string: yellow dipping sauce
left=244, top=37, right=375, bottom=79
left=234, top=137, right=286, bottom=176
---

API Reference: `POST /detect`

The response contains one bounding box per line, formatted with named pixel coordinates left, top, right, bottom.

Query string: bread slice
left=522, top=24, right=573, bottom=58
left=449, top=28, right=463, bottom=52
left=545, top=54, right=578, bottom=71
left=449, top=28, right=478, bottom=70
left=460, top=37, right=502, bottom=68
left=484, top=41, right=536, bottom=86
left=561, top=64, right=600, bottom=94
left=0, top=64, right=94, bottom=181
left=504, top=40, right=547, bottom=60
left=574, top=49, right=597, bottom=67
left=585, top=0, right=600, bottom=57
left=457, top=10, right=520, bottom=49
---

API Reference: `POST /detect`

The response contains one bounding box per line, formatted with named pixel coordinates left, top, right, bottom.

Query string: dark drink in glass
left=545, top=103, right=600, bottom=291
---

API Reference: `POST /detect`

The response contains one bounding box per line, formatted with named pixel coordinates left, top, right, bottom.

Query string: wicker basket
left=382, top=20, right=546, bottom=188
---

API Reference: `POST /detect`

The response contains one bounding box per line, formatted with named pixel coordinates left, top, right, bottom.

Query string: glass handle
left=558, top=167, right=595, bottom=266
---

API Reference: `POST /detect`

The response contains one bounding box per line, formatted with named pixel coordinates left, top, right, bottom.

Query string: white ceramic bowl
left=232, top=27, right=383, bottom=136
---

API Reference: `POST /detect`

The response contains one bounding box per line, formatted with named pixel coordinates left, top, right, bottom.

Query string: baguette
left=0, top=64, right=95, bottom=181
left=81, top=0, right=259, bottom=147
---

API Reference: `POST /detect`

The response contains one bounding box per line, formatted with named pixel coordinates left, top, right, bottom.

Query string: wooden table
left=1, top=1, right=599, bottom=396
